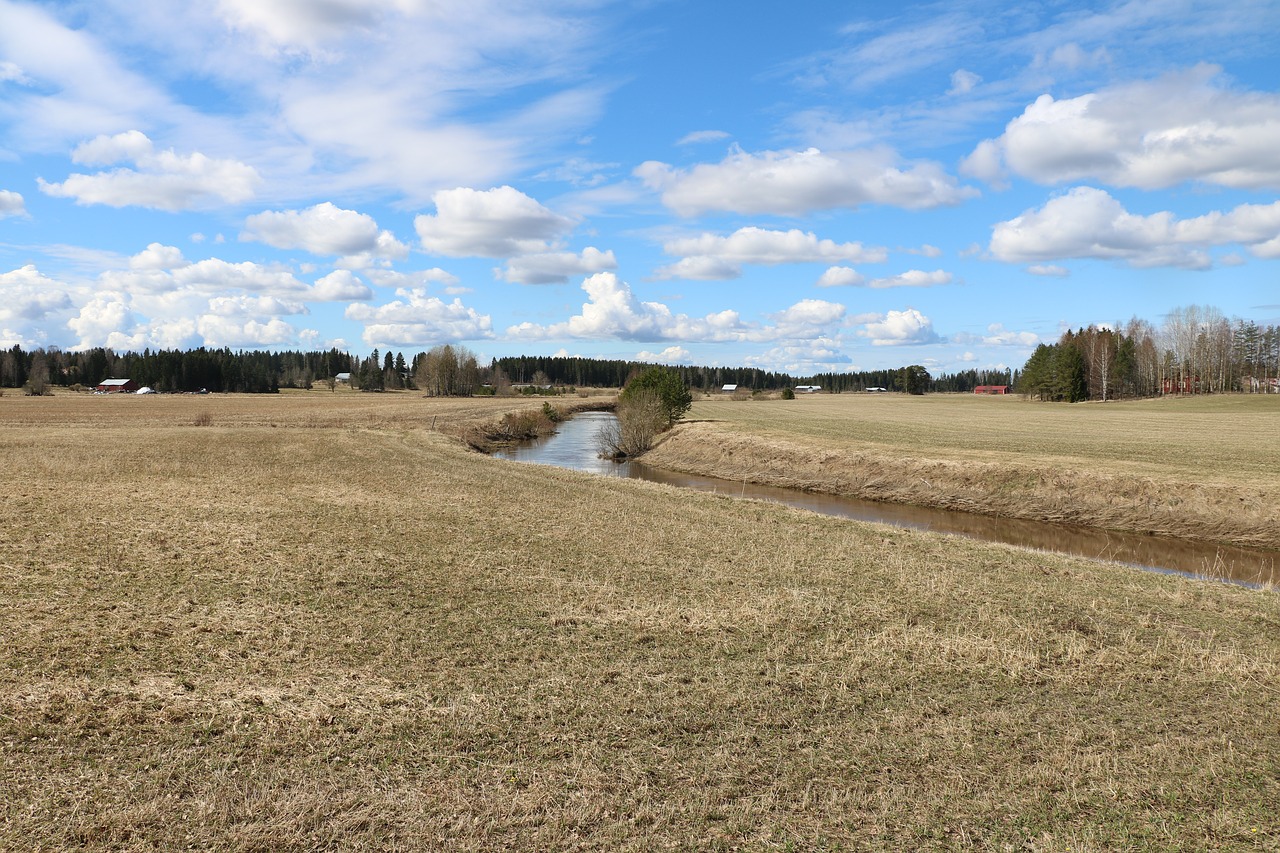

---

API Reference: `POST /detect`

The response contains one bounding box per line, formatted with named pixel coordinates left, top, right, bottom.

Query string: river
left=495, top=411, right=1279, bottom=587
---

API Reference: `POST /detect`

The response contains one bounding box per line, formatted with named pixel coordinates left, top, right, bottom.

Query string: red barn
left=973, top=385, right=1008, bottom=395
left=96, top=378, right=139, bottom=393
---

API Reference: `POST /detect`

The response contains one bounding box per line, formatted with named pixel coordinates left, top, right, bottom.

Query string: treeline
left=1020, top=306, right=1280, bottom=402
left=493, top=355, right=1012, bottom=395
left=1, top=346, right=356, bottom=394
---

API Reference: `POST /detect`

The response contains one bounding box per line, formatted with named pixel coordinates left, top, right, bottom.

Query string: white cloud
left=744, top=339, right=853, bottom=373
left=196, top=316, right=297, bottom=348
left=207, top=295, right=307, bottom=317
left=38, top=131, right=261, bottom=210
left=676, top=129, right=730, bottom=145
left=0, top=266, right=74, bottom=329
left=770, top=299, right=847, bottom=338
left=957, top=352, right=978, bottom=363
left=242, top=202, right=407, bottom=259
left=1027, top=264, right=1069, bottom=277
left=414, top=186, right=574, bottom=257
left=0, top=60, right=27, bottom=83
left=532, top=157, right=618, bottom=188
left=910, top=244, right=943, bottom=258
left=345, top=288, right=494, bottom=346
left=501, top=247, right=617, bottom=284
left=635, top=146, right=977, bottom=217
left=67, top=292, right=143, bottom=351
left=663, top=227, right=885, bottom=271
left=948, top=69, right=980, bottom=95
left=364, top=268, right=460, bottom=290
left=816, top=266, right=866, bottom=287
left=967, top=67, right=1280, bottom=190
left=857, top=308, right=940, bottom=346
left=129, top=243, right=188, bottom=271
left=0, top=189, right=27, bottom=218
left=635, top=346, right=691, bottom=364
left=990, top=186, right=1280, bottom=268
left=310, top=270, right=374, bottom=301
left=216, top=0, right=392, bottom=49
left=979, top=323, right=1039, bottom=347
left=867, top=269, right=953, bottom=289
left=649, top=257, right=739, bottom=282
left=506, top=272, right=848, bottom=344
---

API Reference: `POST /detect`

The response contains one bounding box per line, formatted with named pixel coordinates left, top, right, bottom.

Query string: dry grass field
left=647, top=393, right=1280, bottom=550
left=3, top=391, right=1280, bottom=850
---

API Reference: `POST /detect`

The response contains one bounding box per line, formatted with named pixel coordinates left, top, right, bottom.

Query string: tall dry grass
left=2, top=391, right=1279, bottom=850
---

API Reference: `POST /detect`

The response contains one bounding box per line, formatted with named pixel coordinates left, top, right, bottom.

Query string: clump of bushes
left=780, top=387, right=795, bottom=400
left=597, top=366, right=692, bottom=459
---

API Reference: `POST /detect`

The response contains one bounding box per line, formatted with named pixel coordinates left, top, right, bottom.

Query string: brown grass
left=643, top=393, right=1280, bottom=550
left=2, top=390, right=1280, bottom=850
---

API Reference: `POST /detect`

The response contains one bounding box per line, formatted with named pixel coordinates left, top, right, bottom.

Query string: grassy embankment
left=3, top=391, right=1280, bottom=850
left=645, top=393, right=1280, bottom=551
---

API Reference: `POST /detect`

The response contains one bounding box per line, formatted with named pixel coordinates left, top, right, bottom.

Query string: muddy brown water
left=495, top=412, right=1279, bottom=587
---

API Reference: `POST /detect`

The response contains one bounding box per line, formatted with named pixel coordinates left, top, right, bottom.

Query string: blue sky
left=2, top=0, right=1278, bottom=374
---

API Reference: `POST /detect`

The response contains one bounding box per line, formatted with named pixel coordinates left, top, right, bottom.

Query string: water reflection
left=496, top=412, right=1279, bottom=586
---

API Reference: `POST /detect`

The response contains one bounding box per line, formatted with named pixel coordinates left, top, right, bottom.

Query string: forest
left=1019, top=306, right=1280, bottom=402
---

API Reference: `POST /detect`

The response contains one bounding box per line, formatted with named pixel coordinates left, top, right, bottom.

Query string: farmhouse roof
left=98, top=379, right=133, bottom=387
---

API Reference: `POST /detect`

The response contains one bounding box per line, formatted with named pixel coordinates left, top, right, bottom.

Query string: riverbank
left=641, top=394, right=1280, bottom=551
left=4, top=391, right=1280, bottom=849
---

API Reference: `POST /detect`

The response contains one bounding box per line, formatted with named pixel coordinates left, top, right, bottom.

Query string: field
left=646, top=392, right=1280, bottom=550
left=3, top=391, right=1280, bottom=850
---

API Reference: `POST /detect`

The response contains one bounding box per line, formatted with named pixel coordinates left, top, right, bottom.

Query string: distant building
left=721, top=384, right=738, bottom=393
left=865, top=387, right=887, bottom=393
left=96, top=378, right=139, bottom=393
left=334, top=372, right=352, bottom=384
left=795, top=385, right=822, bottom=393
left=973, top=385, right=1009, bottom=395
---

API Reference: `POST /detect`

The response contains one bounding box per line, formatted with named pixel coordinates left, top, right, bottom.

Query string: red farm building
left=973, top=385, right=1009, bottom=395
left=96, top=378, right=139, bottom=393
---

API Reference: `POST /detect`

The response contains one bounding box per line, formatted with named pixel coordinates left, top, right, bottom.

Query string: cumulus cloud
left=965, top=66, right=1280, bottom=190
left=976, top=323, right=1039, bottom=347
left=816, top=266, right=866, bottom=287
left=635, top=146, right=977, bottom=217
left=242, top=202, right=407, bottom=259
left=636, top=345, right=691, bottom=364
left=506, top=272, right=847, bottom=344
left=743, top=339, right=853, bottom=373
left=989, top=186, right=1280, bottom=268
left=501, top=247, right=617, bottom=284
left=0, top=266, right=74, bottom=333
left=38, top=131, right=261, bottom=210
left=655, top=227, right=887, bottom=280
left=0, top=189, right=27, bottom=218
left=310, top=270, right=374, bottom=301
left=129, top=243, right=188, bottom=270
left=345, top=288, right=494, bottom=346
left=207, top=295, right=307, bottom=317
left=867, top=269, right=953, bottom=289
left=857, top=308, right=940, bottom=346
left=414, top=186, right=574, bottom=257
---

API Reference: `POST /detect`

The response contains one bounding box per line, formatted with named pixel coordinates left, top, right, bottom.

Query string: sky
left=1, top=0, right=1278, bottom=375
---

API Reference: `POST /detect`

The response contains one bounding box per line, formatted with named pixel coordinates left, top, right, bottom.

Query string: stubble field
left=3, top=390, right=1280, bottom=850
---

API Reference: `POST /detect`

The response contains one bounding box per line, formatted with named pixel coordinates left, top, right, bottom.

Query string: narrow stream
left=496, top=411, right=1279, bottom=587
